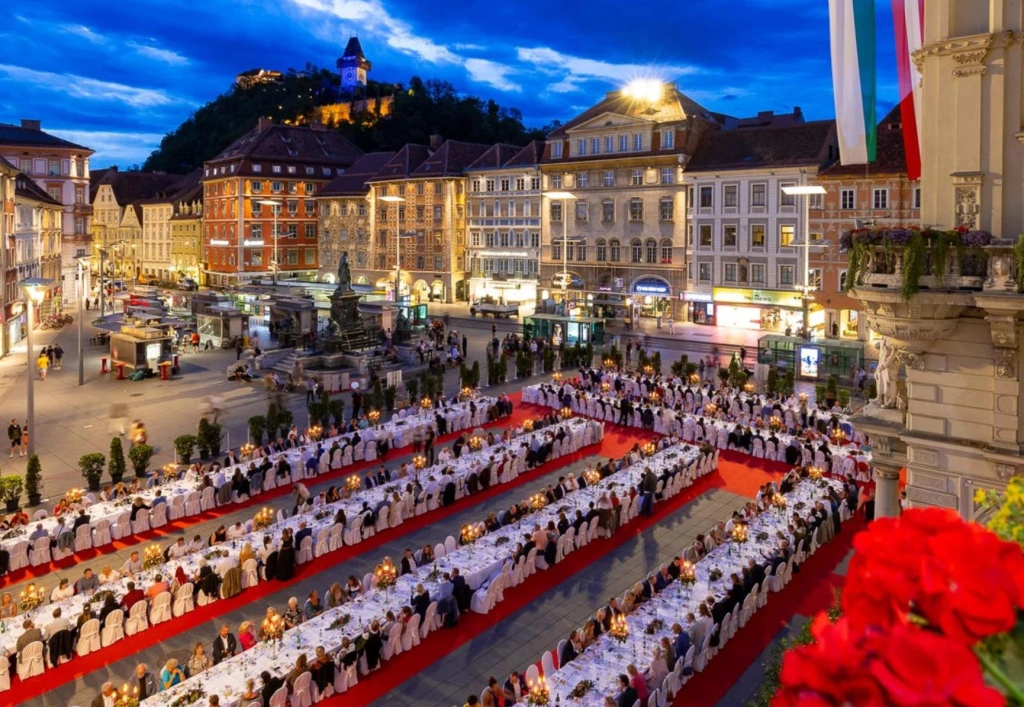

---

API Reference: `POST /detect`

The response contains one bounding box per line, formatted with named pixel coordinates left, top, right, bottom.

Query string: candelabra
left=559, top=406, right=572, bottom=420
left=346, top=475, right=361, bottom=493
left=678, top=560, right=696, bottom=585
left=601, top=381, right=611, bottom=393
left=420, top=397, right=432, bottom=410
left=603, top=357, right=616, bottom=369
left=552, top=371, right=563, bottom=384
left=413, top=455, right=427, bottom=470
left=731, top=524, right=749, bottom=543
left=648, top=391, right=661, bottom=404
left=689, top=373, right=701, bottom=385
left=18, top=583, right=42, bottom=612
left=113, top=683, right=140, bottom=707
left=744, top=382, right=755, bottom=394
left=643, top=364, right=654, bottom=376
left=771, top=493, right=788, bottom=510
left=460, top=386, right=473, bottom=400
left=798, top=392, right=809, bottom=405
left=526, top=674, right=550, bottom=706
left=308, top=425, right=323, bottom=441
left=808, top=467, right=823, bottom=481
left=704, top=403, right=719, bottom=417
left=583, top=469, right=601, bottom=486
left=528, top=493, right=546, bottom=512
left=609, top=613, right=629, bottom=642
left=374, top=559, right=397, bottom=590
left=642, top=441, right=657, bottom=457
left=240, top=442, right=255, bottom=459
left=460, top=523, right=482, bottom=545
left=522, top=419, right=534, bottom=432
left=468, top=436, right=483, bottom=451
left=143, top=544, right=164, bottom=571
left=260, top=612, right=284, bottom=642
left=253, top=507, right=275, bottom=530
left=368, top=410, right=381, bottom=425
left=65, top=488, right=83, bottom=505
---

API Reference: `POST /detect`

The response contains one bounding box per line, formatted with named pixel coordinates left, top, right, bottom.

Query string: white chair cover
left=77, top=618, right=101, bottom=656
left=150, top=591, right=172, bottom=624
left=173, top=583, right=195, bottom=616
left=101, top=609, right=125, bottom=646
left=125, top=600, right=149, bottom=635
left=17, top=641, right=44, bottom=680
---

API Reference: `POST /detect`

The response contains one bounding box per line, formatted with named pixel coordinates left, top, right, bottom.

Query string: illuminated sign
left=712, top=287, right=803, bottom=308
left=243, top=240, right=265, bottom=247
left=210, top=239, right=229, bottom=246
left=683, top=291, right=713, bottom=303
left=799, top=346, right=820, bottom=378
left=631, top=277, right=671, bottom=296
left=479, top=251, right=529, bottom=258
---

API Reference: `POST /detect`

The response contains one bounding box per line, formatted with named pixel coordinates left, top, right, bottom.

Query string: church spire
left=337, top=36, right=371, bottom=92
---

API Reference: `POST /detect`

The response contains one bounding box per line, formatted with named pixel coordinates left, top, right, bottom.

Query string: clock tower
left=336, top=36, right=371, bottom=93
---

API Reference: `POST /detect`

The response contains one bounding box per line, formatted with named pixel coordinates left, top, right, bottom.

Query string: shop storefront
left=683, top=291, right=715, bottom=325
left=712, top=288, right=821, bottom=334
left=630, top=277, right=672, bottom=319
left=468, top=276, right=538, bottom=305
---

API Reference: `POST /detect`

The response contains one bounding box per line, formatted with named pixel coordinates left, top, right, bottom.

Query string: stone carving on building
left=955, top=187, right=979, bottom=228
left=986, top=314, right=1019, bottom=379
left=994, top=348, right=1017, bottom=379
left=995, top=463, right=1019, bottom=482
left=950, top=49, right=989, bottom=76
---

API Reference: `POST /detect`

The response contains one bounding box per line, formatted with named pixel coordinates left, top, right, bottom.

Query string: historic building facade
left=0, top=120, right=94, bottom=300
left=465, top=142, right=543, bottom=306
left=315, top=152, right=394, bottom=285
left=539, top=83, right=720, bottom=320
left=201, top=118, right=362, bottom=287
left=367, top=141, right=488, bottom=303
left=170, top=178, right=204, bottom=285
left=811, top=108, right=920, bottom=341
left=681, top=120, right=836, bottom=334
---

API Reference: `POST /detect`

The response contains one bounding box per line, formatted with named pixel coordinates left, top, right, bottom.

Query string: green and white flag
left=828, top=0, right=877, bottom=164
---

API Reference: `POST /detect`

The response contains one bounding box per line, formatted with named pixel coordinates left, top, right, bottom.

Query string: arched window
left=660, top=238, right=673, bottom=264
left=630, top=238, right=643, bottom=263
left=596, top=239, right=607, bottom=262
left=645, top=239, right=657, bottom=264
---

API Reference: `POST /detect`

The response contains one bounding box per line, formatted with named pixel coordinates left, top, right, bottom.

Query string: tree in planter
left=671, top=354, right=689, bottom=378
left=276, top=410, right=294, bottom=438
left=837, top=388, right=851, bottom=409
left=607, top=346, right=623, bottom=368
left=247, top=416, right=266, bottom=445
left=79, top=452, right=106, bottom=492
left=24, top=454, right=42, bottom=506
left=728, top=365, right=748, bottom=390
left=825, top=374, right=838, bottom=405
left=384, top=385, right=397, bottom=411
left=0, top=476, right=23, bottom=512
left=328, top=400, right=345, bottom=428
left=784, top=369, right=796, bottom=396
left=717, top=367, right=730, bottom=386
left=684, top=362, right=698, bottom=380
left=543, top=347, right=556, bottom=374
left=651, top=351, right=662, bottom=375
left=405, top=378, right=419, bottom=404
left=766, top=367, right=779, bottom=396
left=129, top=444, right=154, bottom=477
left=814, top=384, right=827, bottom=406
left=109, top=437, right=127, bottom=483
left=196, top=418, right=216, bottom=460
left=174, top=434, right=198, bottom=464
left=498, top=353, right=509, bottom=383
left=470, top=360, right=480, bottom=388
left=265, top=403, right=280, bottom=440
left=515, top=350, right=534, bottom=378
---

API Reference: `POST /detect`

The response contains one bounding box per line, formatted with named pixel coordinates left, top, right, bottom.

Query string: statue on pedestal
left=336, top=251, right=353, bottom=293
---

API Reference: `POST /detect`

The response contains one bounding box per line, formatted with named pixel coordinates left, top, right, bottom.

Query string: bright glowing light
left=624, top=79, right=663, bottom=103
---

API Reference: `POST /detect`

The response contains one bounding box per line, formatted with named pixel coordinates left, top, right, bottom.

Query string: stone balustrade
left=852, top=240, right=1017, bottom=295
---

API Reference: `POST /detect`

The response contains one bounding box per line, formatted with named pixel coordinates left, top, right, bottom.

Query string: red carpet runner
left=3, top=403, right=648, bottom=706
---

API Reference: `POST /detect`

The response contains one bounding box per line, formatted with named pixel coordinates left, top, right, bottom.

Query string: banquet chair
left=296, top=536, right=314, bottom=564
left=444, top=535, right=457, bottom=554
left=389, top=502, right=404, bottom=529
left=769, top=563, right=787, bottom=593
left=314, top=529, right=330, bottom=557
left=433, top=543, right=446, bottom=559
left=343, top=518, right=362, bottom=546
left=693, top=632, right=713, bottom=673
left=575, top=521, right=589, bottom=550
left=168, top=495, right=186, bottom=520
left=420, top=602, right=438, bottom=638
left=341, top=449, right=353, bottom=467
left=353, top=442, right=365, bottom=462
left=511, top=556, right=526, bottom=586
left=562, top=527, right=575, bottom=556
left=125, top=600, right=149, bottom=635
left=740, top=590, right=757, bottom=626
left=335, top=663, right=358, bottom=693
left=184, top=491, right=201, bottom=516
left=401, top=614, right=421, bottom=651
left=8, top=540, right=29, bottom=571
left=523, top=548, right=538, bottom=579
left=33, top=510, right=47, bottom=521
left=173, top=583, right=195, bottom=616
left=291, top=671, right=313, bottom=707
left=728, top=604, right=740, bottom=640
left=150, top=591, right=172, bottom=625
left=111, top=511, right=131, bottom=540
left=101, top=609, right=124, bottom=646
left=525, top=664, right=540, bottom=686
left=541, top=650, right=555, bottom=678
left=365, top=443, right=377, bottom=462
left=73, top=524, right=93, bottom=552
left=647, top=690, right=659, bottom=707
left=131, top=512, right=151, bottom=534
left=470, top=581, right=498, bottom=614
left=76, top=618, right=102, bottom=657
left=200, top=486, right=216, bottom=512
left=269, top=686, right=289, bottom=707
left=587, top=521, right=599, bottom=544
left=29, top=537, right=51, bottom=566
left=374, top=512, right=389, bottom=534
left=17, top=641, right=44, bottom=680
left=151, top=503, right=169, bottom=528
left=679, top=644, right=696, bottom=684
left=757, top=577, right=771, bottom=609
left=381, top=623, right=403, bottom=660
left=241, top=559, right=259, bottom=589
left=0, top=652, right=8, bottom=691
left=556, top=639, right=568, bottom=668
left=362, top=573, right=375, bottom=593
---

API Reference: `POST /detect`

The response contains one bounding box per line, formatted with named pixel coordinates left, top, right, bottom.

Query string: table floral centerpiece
left=253, top=507, right=275, bottom=531
left=460, top=523, right=482, bottom=546
left=374, top=558, right=398, bottom=591
left=526, top=675, right=550, bottom=706
left=18, top=583, right=42, bottom=612
left=113, top=683, right=139, bottom=707
left=143, top=544, right=164, bottom=571
left=570, top=679, right=595, bottom=698
left=166, top=686, right=205, bottom=707
left=260, top=611, right=284, bottom=643
left=678, top=560, right=697, bottom=586
left=609, top=614, right=629, bottom=643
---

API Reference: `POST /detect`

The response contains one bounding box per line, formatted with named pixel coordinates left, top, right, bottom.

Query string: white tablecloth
left=143, top=433, right=712, bottom=707
left=544, top=476, right=842, bottom=706
left=0, top=416, right=595, bottom=656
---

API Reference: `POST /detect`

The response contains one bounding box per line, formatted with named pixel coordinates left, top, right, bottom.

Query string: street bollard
left=101, top=357, right=108, bottom=374
left=159, top=362, right=171, bottom=380
left=116, top=363, right=125, bottom=380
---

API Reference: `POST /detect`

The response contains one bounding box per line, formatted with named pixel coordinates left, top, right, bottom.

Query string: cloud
left=127, top=41, right=190, bottom=66
left=453, top=43, right=485, bottom=51
left=0, top=65, right=178, bottom=108
left=61, top=24, right=105, bottom=43
left=464, top=58, right=520, bottom=92
left=516, top=46, right=702, bottom=94
left=48, top=129, right=164, bottom=166
left=288, top=0, right=456, bottom=63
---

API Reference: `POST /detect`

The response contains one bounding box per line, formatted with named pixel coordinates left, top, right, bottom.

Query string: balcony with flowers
left=840, top=226, right=1019, bottom=300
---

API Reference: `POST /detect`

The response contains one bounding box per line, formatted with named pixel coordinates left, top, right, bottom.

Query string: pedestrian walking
left=236, top=339, right=243, bottom=360
left=461, top=334, right=468, bottom=359
left=7, top=419, right=21, bottom=458
left=305, top=376, right=316, bottom=404
left=110, top=403, right=128, bottom=436
left=44, top=346, right=54, bottom=368
left=666, top=314, right=675, bottom=334
left=36, top=350, right=49, bottom=380
left=21, top=425, right=28, bottom=455
left=53, top=343, right=64, bottom=370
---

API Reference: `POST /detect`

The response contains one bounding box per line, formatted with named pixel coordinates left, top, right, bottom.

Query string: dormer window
left=272, top=165, right=281, bottom=173
left=252, top=164, right=262, bottom=173
left=551, top=142, right=563, bottom=159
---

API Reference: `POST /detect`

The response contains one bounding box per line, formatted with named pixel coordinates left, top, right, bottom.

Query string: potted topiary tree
left=129, top=443, right=154, bottom=478
left=837, top=388, right=851, bottom=410
left=384, top=385, right=397, bottom=412
left=0, top=476, right=23, bottom=512
left=196, top=418, right=214, bottom=460
left=814, top=384, right=827, bottom=406
left=276, top=410, right=293, bottom=438
left=247, top=416, right=266, bottom=446
left=109, top=437, right=126, bottom=484
left=79, top=452, right=106, bottom=491
left=25, top=454, right=42, bottom=506
left=405, top=378, right=419, bottom=403
left=209, top=421, right=224, bottom=457
left=174, top=434, right=198, bottom=464
left=825, top=375, right=838, bottom=407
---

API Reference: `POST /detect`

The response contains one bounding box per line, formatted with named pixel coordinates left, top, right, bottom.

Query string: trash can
left=656, top=315, right=663, bottom=329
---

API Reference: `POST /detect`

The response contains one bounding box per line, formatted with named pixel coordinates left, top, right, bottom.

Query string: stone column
left=874, top=464, right=902, bottom=519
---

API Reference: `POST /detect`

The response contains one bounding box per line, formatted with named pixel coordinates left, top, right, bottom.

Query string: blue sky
left=0, top=0, right=898, bottom=168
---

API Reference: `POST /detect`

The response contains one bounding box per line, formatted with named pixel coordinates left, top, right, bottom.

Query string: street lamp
left=781, top=184, right=827, bottom=340
left=74, top=255, right=91, bottom=386
left=21, top=278, right=52, bottom=457
left=377, top=195, right=410, bottom=302
left=543, top=191, right=579, bottom=311
left=256, top=199, right=282, bottom=285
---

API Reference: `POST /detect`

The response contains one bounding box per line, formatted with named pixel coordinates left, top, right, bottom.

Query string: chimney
left=20, top=119, right=41, bottom=131
left=793, top=106, right=802, bottom=116
left=429, top=134, right=443, bottom=150
left=258, top=117, right=274, bottom=132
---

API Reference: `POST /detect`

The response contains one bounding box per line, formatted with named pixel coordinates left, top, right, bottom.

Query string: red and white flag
left=893, top=0, right=924, bottom=180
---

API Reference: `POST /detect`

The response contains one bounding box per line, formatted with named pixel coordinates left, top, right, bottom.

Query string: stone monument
left=847, top=1, right=1024, bottom=519
left=325, top=252, right=376, bottom=352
